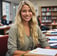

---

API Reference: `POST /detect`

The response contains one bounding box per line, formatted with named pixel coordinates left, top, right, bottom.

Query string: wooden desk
left=0, top=25, right=10, bottom=35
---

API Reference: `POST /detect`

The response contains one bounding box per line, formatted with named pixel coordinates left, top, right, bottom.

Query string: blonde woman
left=6, top=0, right=50, bottom=56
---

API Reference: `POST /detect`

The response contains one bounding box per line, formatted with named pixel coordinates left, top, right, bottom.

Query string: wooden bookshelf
left=41, top=6, right=57, bottom=29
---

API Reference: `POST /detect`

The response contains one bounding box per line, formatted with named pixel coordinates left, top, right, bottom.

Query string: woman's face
left=21, top=4, right=32, bottom=22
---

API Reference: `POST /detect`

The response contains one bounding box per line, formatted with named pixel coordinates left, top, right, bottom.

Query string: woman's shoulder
left=36, top=25, right=42, bottom=33
left=10, top=24, right=17, bottom=30
left=36, top=25, right=40, bottom=29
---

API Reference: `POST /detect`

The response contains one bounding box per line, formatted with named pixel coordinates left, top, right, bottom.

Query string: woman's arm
left=38, top=26, right=50, bottom=48
left=13, top=50, right=27, bottom=56
left=13, top=50, right=30, bottom=56
left=45, top=46, right=50, bottom=49
left=7, top=25, right=18, bottom=55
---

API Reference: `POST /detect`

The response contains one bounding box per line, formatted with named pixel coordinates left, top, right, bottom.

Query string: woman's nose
left=26, top=11, right=29, bottom=15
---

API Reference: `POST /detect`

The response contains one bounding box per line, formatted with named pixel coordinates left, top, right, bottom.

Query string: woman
left=6, top=0, right=50, bottom=56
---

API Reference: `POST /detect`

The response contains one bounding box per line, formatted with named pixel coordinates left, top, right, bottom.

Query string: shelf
left=52, top=18, right=57, bottom=20
left=42, top=20, right=51, bottom=22
left=51, top=23, right=57, bottom=26
left=43, top=15, right=51, bottom=16
left=41, top=24, right=51, bottom=25
left=42, top=11, right=51, bottom=12
left=41, top=6, right=57, bottom=29
left=52, top=11, right=57, bottom=12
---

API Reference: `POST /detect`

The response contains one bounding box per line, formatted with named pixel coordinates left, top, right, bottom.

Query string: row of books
left=42, top=12, right=51, bottom=16
left=42, top=17, right=57, bottom=20
left=42, top=17, right=51, bottom=20
left=42, top=8, right=57, bottom=11
left=41, top=20, right=51, bottom=23
left=42, top=12, right=57, bottom=16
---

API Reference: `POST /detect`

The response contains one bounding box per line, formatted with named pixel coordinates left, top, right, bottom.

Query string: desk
left=0, top=35, right=8, bottom=38
left=0, top=25, right=10, bottom=35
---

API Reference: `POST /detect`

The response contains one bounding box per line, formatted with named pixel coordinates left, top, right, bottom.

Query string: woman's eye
left=22, top=10, right=32, bottom=12
left=29, top=10, right=32, bottom=12
left=22, top=10, right=26, bottom=12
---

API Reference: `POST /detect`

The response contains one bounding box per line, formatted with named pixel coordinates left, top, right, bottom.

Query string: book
left=50, top=43, right=57, bottom=46
left=28, top=48, right=57, bottom=56
left=48, top=40, right=57, bottom=43
left=46, top=36, right=57, bottom=39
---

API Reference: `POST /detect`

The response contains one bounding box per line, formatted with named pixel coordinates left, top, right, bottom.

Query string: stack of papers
left=28, top=48, right=57, bottom=56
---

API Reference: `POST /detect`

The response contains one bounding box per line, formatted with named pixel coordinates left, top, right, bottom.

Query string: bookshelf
left=41, top=6, right=57, bottom=29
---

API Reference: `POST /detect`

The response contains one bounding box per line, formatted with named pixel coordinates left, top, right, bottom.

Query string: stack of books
left=46, top=36, right=57, bottom=48
left=46, top=29, right=57, bottom=48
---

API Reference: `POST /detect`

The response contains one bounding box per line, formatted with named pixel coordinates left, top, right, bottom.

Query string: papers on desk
left=28, top=48, right=57, bottom=56
left=0, top=25, right=8, bottom=28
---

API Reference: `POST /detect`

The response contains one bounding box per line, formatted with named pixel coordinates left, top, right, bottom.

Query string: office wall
left=37, top=0, right=57, bottom=6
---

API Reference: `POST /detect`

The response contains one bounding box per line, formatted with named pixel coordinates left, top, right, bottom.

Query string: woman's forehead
left=22, top=4, right=30, bottom=9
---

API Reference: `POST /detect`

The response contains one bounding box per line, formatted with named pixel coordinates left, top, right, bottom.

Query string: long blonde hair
left=15, top=0, right=38, bottom=46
